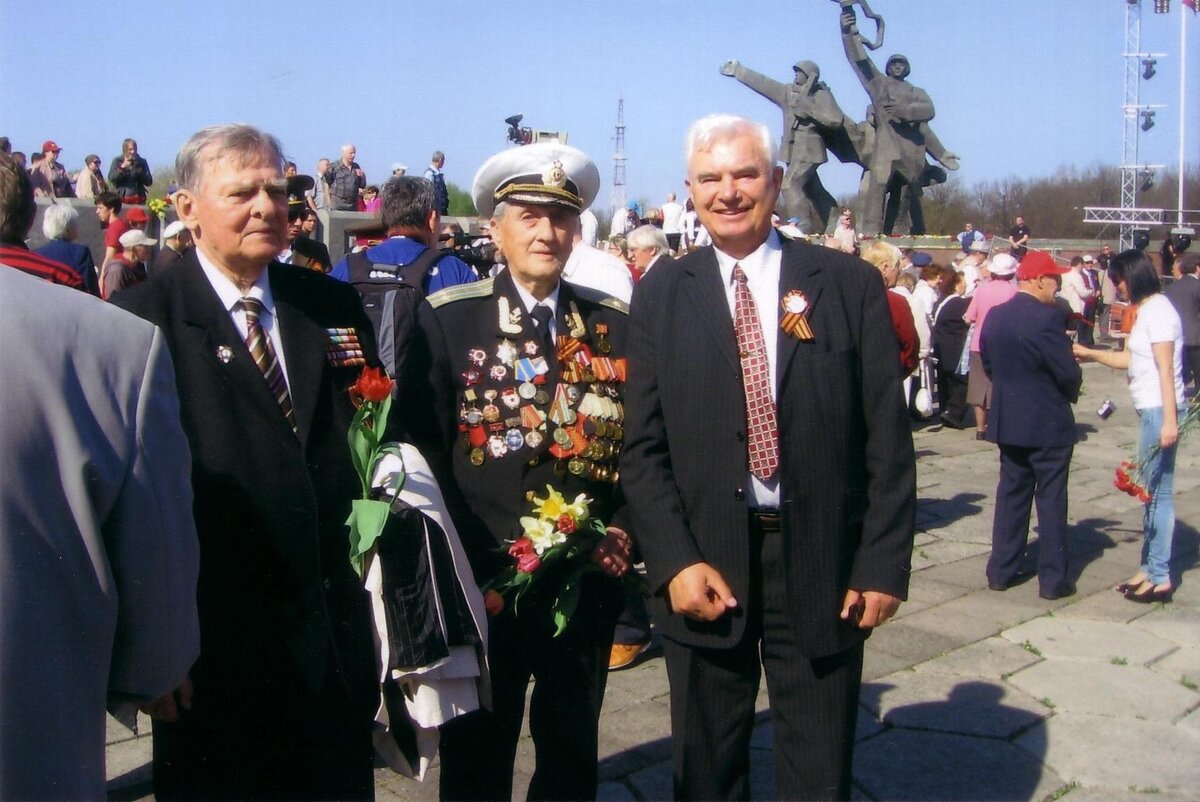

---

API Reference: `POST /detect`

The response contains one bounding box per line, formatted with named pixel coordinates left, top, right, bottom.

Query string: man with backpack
left=330, top=175, right=476, bottom=380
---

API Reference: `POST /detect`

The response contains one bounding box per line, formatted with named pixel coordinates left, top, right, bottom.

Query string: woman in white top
left=1075, top=250, right=1183, bottom=603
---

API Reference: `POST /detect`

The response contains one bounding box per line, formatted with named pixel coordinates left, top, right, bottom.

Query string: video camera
left=439, top=230, right=497, bottom=272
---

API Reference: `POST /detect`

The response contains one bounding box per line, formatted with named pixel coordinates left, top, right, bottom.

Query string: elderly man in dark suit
left=401, top=143, right=634, bottom=801
left=980, top=251, right=1081, bottom=600
left=621, top=114, right=916, bottom=801
left=114, top=124, right=383, bottom=800
left=1164, top=253, right=1200, bottom=390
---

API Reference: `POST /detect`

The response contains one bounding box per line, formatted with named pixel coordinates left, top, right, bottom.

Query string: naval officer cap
left=472, top=142, right=600, bottom=219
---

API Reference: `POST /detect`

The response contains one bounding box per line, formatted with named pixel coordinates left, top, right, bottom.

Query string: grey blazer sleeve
left=105, top=328, right=201, bottom=700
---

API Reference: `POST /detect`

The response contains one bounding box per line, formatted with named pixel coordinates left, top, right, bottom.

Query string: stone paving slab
left=1147, top=645, right=1200, bottom=692
left=890, top=577, right=970, bottom=620
left=862, top=671, right=1047, bottom=738
left=853, top=729, right=1065, bottom=802
left=1002, top=617, right=1178, bottom=664
left=912, top=636, right=1042, bottom=679
left=1136, top=604, right=1200, bottom=647
left=1008, top=661, right=1199, bottom=720
left=1015, top=712, right=1200, bottom=791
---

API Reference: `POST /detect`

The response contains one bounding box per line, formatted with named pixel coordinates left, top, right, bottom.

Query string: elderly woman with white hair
left=626, top=224, right=671, bottom=276
left=34, top=202, right=98, bottom=295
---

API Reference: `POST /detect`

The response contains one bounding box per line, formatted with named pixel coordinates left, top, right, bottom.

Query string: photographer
left=106, top=138, right=153, bottom=204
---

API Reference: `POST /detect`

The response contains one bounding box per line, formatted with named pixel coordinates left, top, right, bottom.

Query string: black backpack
left=346, top=245, right=446, bottom=382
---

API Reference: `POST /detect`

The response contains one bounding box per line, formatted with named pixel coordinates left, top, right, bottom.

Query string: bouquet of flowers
left=146, top=195, right=171, bottom=220
left=345, top=366, right=404, bottom=577
left=486, top=485, right=639, bottom=637
left=1113, top=401, right=1200, bottom=503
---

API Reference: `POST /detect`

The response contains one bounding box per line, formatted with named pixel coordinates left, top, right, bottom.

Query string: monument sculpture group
left=722, top=0, right=959, bottom=236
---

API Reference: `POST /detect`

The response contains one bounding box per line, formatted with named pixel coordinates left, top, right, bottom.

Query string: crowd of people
left=0, top=114, right=1193, bottom=802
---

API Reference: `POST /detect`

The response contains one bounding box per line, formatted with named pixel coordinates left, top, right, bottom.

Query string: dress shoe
left=988, top=580, right=1009, bottom=592
left=1124, top=584, right=1174, bottom=604
left=940, top=416, right=969, bottom=430
left=608, top=640, right=650, bottom=670
left=1039, top=585, right=1076, bottom=601
left=975, top=431, right=988, bottom=441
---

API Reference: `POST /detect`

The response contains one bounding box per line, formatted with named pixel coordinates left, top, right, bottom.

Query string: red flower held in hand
left=508, top=537, right=534, bottom=559
left=352, top=366, right=393, bottom=404
left=557, top=514, right=577, bottom=534
left=516, top=552, right=542, bottom=574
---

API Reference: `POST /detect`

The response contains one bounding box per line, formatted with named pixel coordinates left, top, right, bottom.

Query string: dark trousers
left=613, top=578, right=652, bottom=645
left=662, top=518, right=862, bottom=801
left=1183, top=344, right=1200, bottom=389
left=988, top=443, right=1073, bottom=594
left=152, top=653, right=374, bottom=801
left=439, top=578, right=620, bottom=801
left=937, top=367, right=970, bottom=427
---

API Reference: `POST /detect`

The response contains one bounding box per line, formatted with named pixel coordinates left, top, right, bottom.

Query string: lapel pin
left=780, top=290, right=815, bottom=341
left=216, top=345, right=234, bottom=363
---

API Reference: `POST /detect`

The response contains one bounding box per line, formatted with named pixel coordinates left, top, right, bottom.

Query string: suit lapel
left=178, top=256, right=300, bottom=443
left=776, top=240, right=824, bottom=390
left=683, top=250, right=739, bottom=372
left=271, top=265, right=326, bottom=449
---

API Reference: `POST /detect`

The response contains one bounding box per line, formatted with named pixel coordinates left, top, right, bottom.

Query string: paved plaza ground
left=106, top=361, right=1200, bottom=802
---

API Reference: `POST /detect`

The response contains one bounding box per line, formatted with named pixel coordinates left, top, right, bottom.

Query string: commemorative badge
left=498, top=297, right=523, bottom=335
left=780, top=290, right=815, bottom=341
left=216, top=345, right=234, bottom=363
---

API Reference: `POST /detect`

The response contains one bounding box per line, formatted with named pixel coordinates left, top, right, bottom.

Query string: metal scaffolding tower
left=612, top=98, right=627, bottom=219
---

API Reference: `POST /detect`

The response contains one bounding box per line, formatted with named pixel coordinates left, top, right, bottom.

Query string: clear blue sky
left=1, top=0, right=1196, bottom=214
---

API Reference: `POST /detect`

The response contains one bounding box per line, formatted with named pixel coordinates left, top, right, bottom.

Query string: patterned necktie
left=238, top=297, right=297, bottom=432
left=733, top=265, right=779, bottom=481
left=531, top=304, right=555, bottom=360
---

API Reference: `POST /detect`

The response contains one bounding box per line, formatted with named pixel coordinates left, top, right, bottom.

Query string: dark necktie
left=531, top=303, right=555, bottom=360
left=733, top=265, right=779, bottom=481
left=238, top=297, right=297, bottom=432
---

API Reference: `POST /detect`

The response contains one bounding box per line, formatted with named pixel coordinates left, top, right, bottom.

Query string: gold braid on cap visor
left=494, top=182, right=582, bottom=212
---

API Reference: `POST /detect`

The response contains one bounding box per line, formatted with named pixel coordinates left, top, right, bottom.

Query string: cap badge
left=542, top=160, right=567, bottom=189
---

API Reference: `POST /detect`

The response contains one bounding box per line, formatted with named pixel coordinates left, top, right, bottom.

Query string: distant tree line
left=851, top=164, right=1199, bottom=242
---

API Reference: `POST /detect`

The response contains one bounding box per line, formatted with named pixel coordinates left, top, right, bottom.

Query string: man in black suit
left=621, top=114, right=916, bottom=801
left=401, top=143, right=634, bottom=801
left=115, top=124, right=381, bottom=800
left=980, top=251, right=1081, bottom=600
left=1164, top=253, right=1200, bottom=390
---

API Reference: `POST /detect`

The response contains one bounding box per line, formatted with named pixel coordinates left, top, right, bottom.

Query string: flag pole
left=1180, top=3, right=1188, bottom=227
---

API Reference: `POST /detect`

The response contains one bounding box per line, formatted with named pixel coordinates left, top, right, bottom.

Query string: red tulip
left=508, top=537, right=534, bottom=559
left=516, top=552, right=542, bottom=574
left=352, top=366, right=393, bottom=404
left=557, top=514, right=577, bottom=534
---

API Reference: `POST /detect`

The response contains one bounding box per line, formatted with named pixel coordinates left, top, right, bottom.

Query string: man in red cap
left=979, top=251, right=1081, bottom=600
left=30, top=140, right=75, bottom=199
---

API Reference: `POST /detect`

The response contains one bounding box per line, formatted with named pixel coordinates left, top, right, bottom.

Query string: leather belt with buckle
left=751, top=509, right=782, bottom=533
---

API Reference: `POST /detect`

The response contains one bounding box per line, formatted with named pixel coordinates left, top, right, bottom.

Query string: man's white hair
left=41, top=201, right=78, bottom=241
left=627, top=224, right=669, bottom=256
left=684, top=114, right=777, bottom=169
left=176, top=124, right=285, bottom=193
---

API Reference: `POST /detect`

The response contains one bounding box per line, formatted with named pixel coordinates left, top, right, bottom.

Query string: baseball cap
left=1016, top=251, right=1070, bottom=281
left=119, top=230, right=157, bottom=249
left=162, top=220, right=187, bottom=239
left=124, top=207, right=150, bottom=224
left=42, top=140, right=62, bottom=153
left=989, top=253, right=1018, bottom=277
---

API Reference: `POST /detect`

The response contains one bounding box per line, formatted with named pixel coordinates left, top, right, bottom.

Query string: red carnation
left=557, top=514, right=577, bottom=534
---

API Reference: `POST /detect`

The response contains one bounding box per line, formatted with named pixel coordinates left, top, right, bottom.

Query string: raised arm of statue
left=840, top=8, right=879, bottom=96
left=720, top=60, right=788, bottom=107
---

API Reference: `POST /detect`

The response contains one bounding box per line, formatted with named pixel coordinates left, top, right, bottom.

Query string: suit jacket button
left=736, top=431, right=746, bottom=442
left=323, top=579, right=332, bottom=591
left=734, top=488, right=745, bottom=501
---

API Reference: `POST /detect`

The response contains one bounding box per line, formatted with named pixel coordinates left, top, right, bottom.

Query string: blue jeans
left=1137, top=406, right=1177, bottom=585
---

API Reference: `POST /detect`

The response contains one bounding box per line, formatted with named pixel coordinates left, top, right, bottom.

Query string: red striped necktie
left=733, top=265, right=779, bottom=480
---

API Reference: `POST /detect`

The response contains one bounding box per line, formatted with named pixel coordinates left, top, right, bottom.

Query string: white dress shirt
left=713, top=229, right=783, bottom=509
left=563, top=243, right=634, bottom=303
left=197, top=250, right=292, bottom=386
